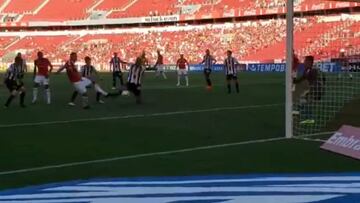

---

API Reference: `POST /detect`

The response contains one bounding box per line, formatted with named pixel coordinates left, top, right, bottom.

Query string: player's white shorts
left=34, top=75, right=49, bottom=85
left=157, top=65, right=165, bottom=72
left=73, top=77, right=92, bottom=94
left=178, top=69, right=188, bottom=75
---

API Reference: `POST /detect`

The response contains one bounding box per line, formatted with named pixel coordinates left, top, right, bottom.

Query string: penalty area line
left=0, top=103, right=283, bottom=128
left=0, top=137, right=286, bottom=176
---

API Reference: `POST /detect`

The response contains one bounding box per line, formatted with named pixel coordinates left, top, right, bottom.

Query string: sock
left=94, top=84, right=108, bottom=96
left=5, top=95, right=15, bottom=107
left=71, top=91, right=78, bottom=102
left=235, top=82, right=239, bottom=93
left=20, top=92, right=25, bottom=105
left=207, top=79, right=212, bottom=86
left=185, top=76, right=189, bottom=85
left=177, top=76, right=180, bottom=85
left=96, top=92, right=101, bottom=102
left=227, top=84, right=231, bottom=93
left=32, top=88, right=38, bottom=102
left=162, top=72, right=167, bottom=79
left=45, top=89, right=51, bottom=104
left=112, top=75, right=116, bottom=87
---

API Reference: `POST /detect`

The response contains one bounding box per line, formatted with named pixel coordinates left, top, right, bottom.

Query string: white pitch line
left=0, top=103, right=283, bottom=128
left=293, top=137, right=327, bottom=143
left=0, top=137, right=286, bottom=176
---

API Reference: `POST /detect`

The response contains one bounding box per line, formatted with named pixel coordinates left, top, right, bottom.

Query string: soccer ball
left=121, top=90, right=130, bottom=96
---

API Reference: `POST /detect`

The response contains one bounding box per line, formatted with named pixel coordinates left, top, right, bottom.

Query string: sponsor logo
left=1, top=174, right=360, bottom=202
left=247, top=63, right=285, bottom=72
left=315, top=62, right=341, bottom=73
left=322, top=125, right=360, bottom=160
left=143, top=15, right=179, bottom=23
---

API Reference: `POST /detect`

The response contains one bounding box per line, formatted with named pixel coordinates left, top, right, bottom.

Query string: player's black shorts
left=204, top=68, right=212, bottom=75
left=226, top=74, right=238, bottom=80
left=5, top=80, right=22, bottom=92
left=127, top=83, right=141, bottom=96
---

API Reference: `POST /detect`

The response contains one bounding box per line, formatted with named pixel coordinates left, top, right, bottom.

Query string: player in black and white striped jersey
left=16, top=52, right=27, bottom=84
left=82, top=56, right=110, bottom=103
left=224, top=50, right=240, bottom=94
left=200, top=49, right=217, bottom=90
left=126, top=57, right=146, bottom=104
left=110, top=52, right=127, bottom=90
left=3, top=56, right=26, bottom=108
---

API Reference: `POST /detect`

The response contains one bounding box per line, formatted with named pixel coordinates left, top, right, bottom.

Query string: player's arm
left=176, top=60, right=180, bottom=70
left=234, top=58, right=240, bottom=65
left=199, top=56, right=205, bottom=65
left=3, top=67, right=10, bottom=83
left=153, top=57, right=159, bottom=68
left=120, top=58, right=128, bottom=64
left=212, top=56, right=217, bottom=64
left=55, top=64, right=66, bottom=74
left=48, top=59, right=53, bottom=74
left=109, top=58, right=113, bottom=72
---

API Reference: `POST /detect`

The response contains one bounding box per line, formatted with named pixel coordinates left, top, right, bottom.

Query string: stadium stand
left=2, top=0, right=45, bottom=14
left=22, top=0, right=94, bottom=21
left=0, top=0, right=354, bottom=22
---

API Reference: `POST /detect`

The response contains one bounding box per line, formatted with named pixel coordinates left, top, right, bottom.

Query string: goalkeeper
left=293, top=55, right=326, bottom=124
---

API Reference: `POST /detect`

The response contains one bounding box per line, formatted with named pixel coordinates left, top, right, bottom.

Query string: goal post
left=286, top=0, right=294, bottom=138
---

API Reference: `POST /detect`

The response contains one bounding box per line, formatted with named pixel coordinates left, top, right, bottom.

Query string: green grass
left=0, top=72, right=359, bottom=190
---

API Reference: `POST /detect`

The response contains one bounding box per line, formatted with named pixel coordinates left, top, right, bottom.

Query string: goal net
left=287, top=0, right=360, bottom=137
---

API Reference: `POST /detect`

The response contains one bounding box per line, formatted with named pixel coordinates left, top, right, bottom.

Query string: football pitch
left=0, top=72, right=360, bottom=191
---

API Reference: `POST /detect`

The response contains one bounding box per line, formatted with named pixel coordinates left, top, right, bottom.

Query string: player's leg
left=44, top=78, right=51, bottom=104
left=226, top=75, right=231, bottom=94
left=18, top=86, right=26, bottom=108
left=69, top=91, right=78, bottom=106
left=162, top=71, right=167, bottom=79
left=204, top=69, right=212, bottom=88
left=134, top=85, right=142, bottom=104
left=234, top=76, right=239, bottom=93
left=4, top=81, right=18, bottom=108
left=119, top=72, right=124, bottom=86
left=177, top=70, right=181, bottom=86
left=94, top=82, right=107, bottom=104
left=160, top=65, right=167, bottom=79
left=32, top=82, right=40, bottom=104
left=183, top=69, right=189, bottom=86
left=112, top=72, right=117, bottom=89
left=32, top=76, right=41, bottom=103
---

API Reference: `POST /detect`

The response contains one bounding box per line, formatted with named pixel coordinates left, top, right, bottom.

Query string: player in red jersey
left=154, top=50, right=167, bottom=79
left=32, top=51, right=53, bottom=104
left=176, top=54, right=189, bottom=86
left=56, top=52, right=91, bottom=109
